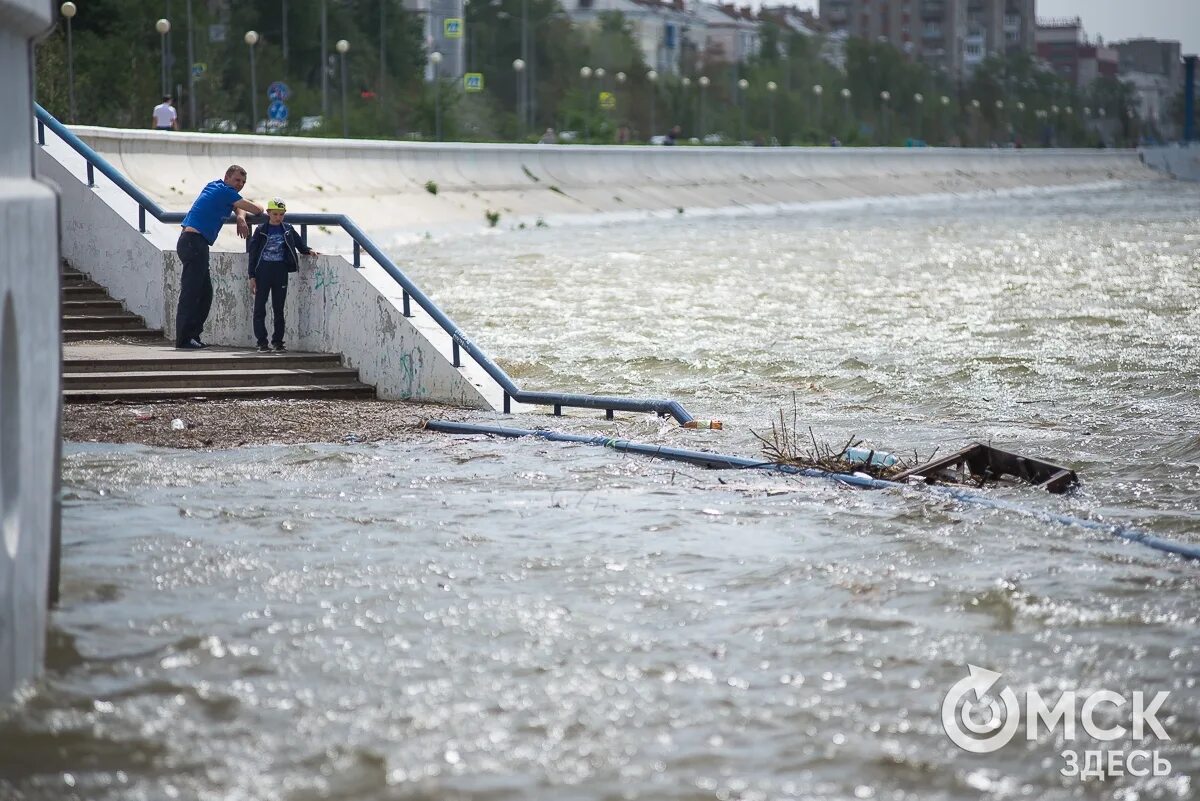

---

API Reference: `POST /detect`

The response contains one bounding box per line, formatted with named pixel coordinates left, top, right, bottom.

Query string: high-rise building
left=817, top=0, right=1035, bottom=76
left=1035, top=18, right=1118, bottom=88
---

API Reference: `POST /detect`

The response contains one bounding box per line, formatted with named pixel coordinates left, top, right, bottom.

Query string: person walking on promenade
left=176, top=165, right=263, bottom=349
left=246, top=198, right=319, bottom=352
left=152, top=95, right=178, bottom=131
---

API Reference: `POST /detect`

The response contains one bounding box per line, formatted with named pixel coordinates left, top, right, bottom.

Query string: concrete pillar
left=1185, top=56, right=1197, bottom=143
left=1, top=0, right=61, bottom=703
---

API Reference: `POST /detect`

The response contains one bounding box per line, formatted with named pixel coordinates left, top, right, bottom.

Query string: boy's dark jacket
left=247, top=222, right=312, bottom=277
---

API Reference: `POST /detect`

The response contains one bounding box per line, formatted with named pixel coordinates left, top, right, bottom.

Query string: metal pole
left=379, top=0, right=386, bottom=105
left=650, top=86, right=656, bottom=139
left=521, top=0, right=528, bottom=131
left=282, top=0, right=289, bottom=66
left=65, top=16, right=75, bottom=123
left=160, top=33, right=168, bottom=96
left=186, top=0, right=195, bottom=129
left=435, top=64, right=442, bottom=141
left=249, top=44, right=257, bottom=129
left=340, top=52, right=348, bottom=138
left=320, top=0, right=328, bottom=116
left=1185, top=56, right=1197, bottom=143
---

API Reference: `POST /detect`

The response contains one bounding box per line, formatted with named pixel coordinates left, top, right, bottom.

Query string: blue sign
left=267, top=81, right=290, bottom=102
left=268, top=100, right=289, bottom=121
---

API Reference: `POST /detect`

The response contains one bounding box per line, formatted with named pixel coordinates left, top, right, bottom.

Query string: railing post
left=402, top=291, right=411, bottom=317
left=37, top=119, right=44, bottom=145
left=606, top=409, right=614, bottom=420
left=300, top=224, right=308, bottom=247
left=353, top=241, right=361, bottom=268
left=138, top=206, right=146, bottom=233
left=503, top=392, right=511, bottom=414
left=86, top=162, right=94, bottom=187
left=554, top=404, right=562, bottom=416
left=452, top=340, right=460, bottom=367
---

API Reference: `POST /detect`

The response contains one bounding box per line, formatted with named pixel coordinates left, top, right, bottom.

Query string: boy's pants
left=253, top=262, right=289, bottom=346
left=175, top=231, right=212, bottom=347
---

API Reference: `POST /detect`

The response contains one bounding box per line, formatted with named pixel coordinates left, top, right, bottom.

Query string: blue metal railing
left=35, top=106, right=694, bottom=424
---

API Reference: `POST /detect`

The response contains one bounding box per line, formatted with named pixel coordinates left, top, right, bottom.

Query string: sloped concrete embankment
left=65, top=126, right=1157, bottom=252
left=37, top=136, right=495, bottom=410
left=1140, top=145, right=1200, bottom=182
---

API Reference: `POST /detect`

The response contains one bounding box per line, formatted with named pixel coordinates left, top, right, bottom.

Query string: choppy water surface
left=4, top=183, right=1199, bottom=801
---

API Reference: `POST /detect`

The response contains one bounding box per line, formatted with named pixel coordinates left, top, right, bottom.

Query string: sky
left=787, top=1, right=1200, bottom=56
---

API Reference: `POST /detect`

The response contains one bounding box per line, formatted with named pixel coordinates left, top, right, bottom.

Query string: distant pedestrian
left=664, top=124, right=682, bottom=146
left=538, top=127, right=558, bottom=144
left=175, top=165, right=264, bottom=349
left=247, top=198, right=319, bottom=352
left=152, top=95, right=178, bottom=131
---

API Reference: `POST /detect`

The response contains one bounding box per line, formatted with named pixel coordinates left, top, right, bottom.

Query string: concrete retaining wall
left=1140, top=144, right=1200, bottom=182
left=64, top=127, right=1157, bottom=253
left=37, top=140, right=494, bottom=408
left=1, top=0, right=59, bottom=704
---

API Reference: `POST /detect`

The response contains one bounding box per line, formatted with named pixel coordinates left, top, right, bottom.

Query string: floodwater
left=3, top=182, right=1199, bottom=801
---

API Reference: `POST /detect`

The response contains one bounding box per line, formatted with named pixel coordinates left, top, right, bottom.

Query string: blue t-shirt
left=181, top=179, right=243, bottom=244
left=260, top=225, right=286, bottom=263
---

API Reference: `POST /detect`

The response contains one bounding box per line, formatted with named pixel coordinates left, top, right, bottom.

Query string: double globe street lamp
left=336, top=39, right=350, bottom=138
left=244, top=30, right=259, bottom=130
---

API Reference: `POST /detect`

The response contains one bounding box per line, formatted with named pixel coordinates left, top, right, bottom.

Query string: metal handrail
left=35, top=105, right=694, bottom=424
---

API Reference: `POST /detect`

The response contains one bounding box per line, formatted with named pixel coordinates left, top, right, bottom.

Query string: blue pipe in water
left=1185, top=56, right=1197, bottom=144
left=422, top=420, right=1200, bottom=563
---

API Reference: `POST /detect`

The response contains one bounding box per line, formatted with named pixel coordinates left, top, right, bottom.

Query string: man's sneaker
left=257, top=343, right=271, bottom=352
left=176, top=339, right=205, bottom=350
left=194, top=340, right=209, bottom=349
left=273, top=344, right=287, bottom=353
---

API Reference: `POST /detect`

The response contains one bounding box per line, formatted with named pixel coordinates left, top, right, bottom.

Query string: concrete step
left=62, top=284, right=110, bottom=297
left=64, top=367, right=362, bottom=390
left=63, top=313, right=149, bottom=330
left=64, top=383, right=376, bottom=402
left=64, top=328, right=165, bottom=342
left=61, top=300, right=124, bottom=314
left=64, top=352, right=344, bottom=373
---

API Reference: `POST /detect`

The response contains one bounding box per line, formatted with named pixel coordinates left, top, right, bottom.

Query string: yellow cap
left=266, top=198, right=287, bottom=211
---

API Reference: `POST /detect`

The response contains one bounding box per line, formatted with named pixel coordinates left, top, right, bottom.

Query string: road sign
left=191, top=62, right=207, bottom=78
left=268, top=100, right=289, bottom=122
left=267, top=81, right=290, bottom=102
left=599, top=91, right=616, bottom=110
left=463, top=72, right=484, bottom=93
left=444, top=18, right=463, bottom=38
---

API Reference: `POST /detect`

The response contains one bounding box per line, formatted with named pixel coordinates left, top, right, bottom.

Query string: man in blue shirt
left=176, top=165, right=264, bottom=349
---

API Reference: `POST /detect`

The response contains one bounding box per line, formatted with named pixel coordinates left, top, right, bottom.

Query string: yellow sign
left=599, top=91, right=616, bottom=110
left=444, top=18, right=463, bottom=38
left=463, top=72, right=484, bottom=92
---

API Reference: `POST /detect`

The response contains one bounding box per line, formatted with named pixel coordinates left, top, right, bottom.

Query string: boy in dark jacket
left=247, top=198, right=319, bottom=351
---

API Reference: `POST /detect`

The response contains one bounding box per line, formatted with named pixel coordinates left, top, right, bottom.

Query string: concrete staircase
left=62, top=264, right=161, bottom=341
left=62, top=264, right=376, bottom=402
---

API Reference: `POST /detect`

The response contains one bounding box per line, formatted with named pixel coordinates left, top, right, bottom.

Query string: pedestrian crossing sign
left=464, top=73, right=484, bottom=92
left=444, top=18, right=463, bottom=38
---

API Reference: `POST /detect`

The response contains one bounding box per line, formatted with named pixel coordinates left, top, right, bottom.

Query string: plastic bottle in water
left=844, top=446, right=898, bottom=468
left=682, top=420, right=723, bottom=430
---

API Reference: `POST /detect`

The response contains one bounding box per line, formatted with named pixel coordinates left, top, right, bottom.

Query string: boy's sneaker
left=176, top=339, right=205, bottom=350
left=256, top=343, right=271, bottom=352
left=273, top=344, right=287, bottom=353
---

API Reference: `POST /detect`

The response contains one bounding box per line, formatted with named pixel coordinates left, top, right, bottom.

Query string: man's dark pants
left=175, top=231, right=212, bottom=347
left=253, top=262, right=289, bottom=347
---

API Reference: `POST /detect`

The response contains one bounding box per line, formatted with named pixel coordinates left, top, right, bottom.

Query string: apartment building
left=817, top=0, right=1035, bottom=76
left=1035, top=17, right=1117, bottom=88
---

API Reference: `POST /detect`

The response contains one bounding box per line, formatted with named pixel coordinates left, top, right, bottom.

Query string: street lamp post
left=879, top=90, right=891, bottom=144
left=737, top=77, right=749, bottom=141
left=941, top=95, right=951, bottom=144
left=841, top=87, right=851, bottom=130
left=767, top=80, right=777, bottom=144
left=698, top=75, right=709, bottom=140
left=513, top=58, right=526, bottom=138
left=430, top=51, right=443, bottom=141
left=647, top=69, right=658, bottom=138
left=812, top=84, right=823, bottom=134
left=320, top=0, right=328, bottom=116
left=680, top=76, right=690, bottom=135
left=186, top=0, right=196, bottom=129
left=995, top=99, right=1005, bottom=143
left=616, top=70, right=626, bottom=127
left=913, top=92, right=924, bottom=141
left=336, top=39, right=350, bottom=138
left=971, top=98, right=981, bottom=145
left=580, top=66, right=592, bottom=141
left=244, top=30, right=259, bottom=130
left=156, top=18, right=171, bottom=97
left=61, top=2, right=77, bottom=123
